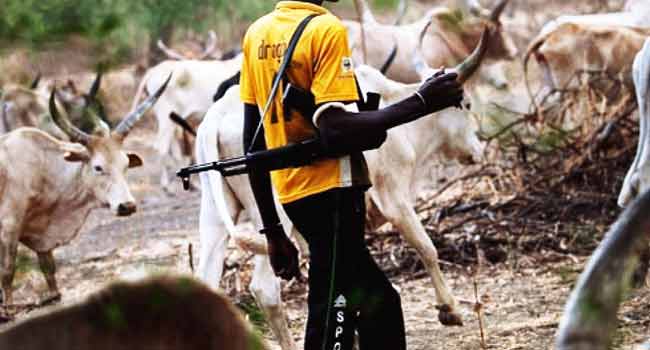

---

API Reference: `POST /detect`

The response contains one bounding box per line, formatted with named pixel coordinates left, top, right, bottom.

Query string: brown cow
left=40, top=68, right=140, bottom=126
left=0, top=75, right=170, bottom=305
left=1, top=73, right=109, bottom=138
left=345, top=0, right=516, bottom=84
left=524, top=23, right=650, bottom=99
left=0, top=276, right=265, bottom=350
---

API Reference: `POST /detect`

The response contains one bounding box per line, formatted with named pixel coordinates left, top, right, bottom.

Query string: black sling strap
left=247, top=13, right=320, bottom=154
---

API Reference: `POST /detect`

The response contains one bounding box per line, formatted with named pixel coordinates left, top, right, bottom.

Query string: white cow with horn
left=345, top=0, right=516, bottom=85
left=0, top=75, right=171, bottom=305
left=130, top=54, right=242, bottom=189
left=192, top=27, right=489, bottom=349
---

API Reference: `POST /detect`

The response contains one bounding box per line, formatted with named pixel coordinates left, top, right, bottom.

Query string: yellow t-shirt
left=240, top=1, right=370, bottom=204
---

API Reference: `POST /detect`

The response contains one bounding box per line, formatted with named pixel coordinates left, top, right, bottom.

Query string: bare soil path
left=3, top=177, right=648, bottom=349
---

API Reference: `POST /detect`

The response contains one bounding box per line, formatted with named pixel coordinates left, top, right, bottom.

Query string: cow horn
left=49, top=90, right=91, bottom=145
left=157, top=39, right=188, bottom=60
left=489, top=0, right=510, bottom=23
left=455, top=27, right=489, bottom=84
left=112, top=72, right=172, bottom=139
left=413, top=24, right=489, bottom=84
left=88, top=71, right=102, bottom=99
left=197, top=30, right=218, bottom=60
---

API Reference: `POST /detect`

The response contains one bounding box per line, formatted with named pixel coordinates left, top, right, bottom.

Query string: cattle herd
left=1, top=0, right=650, bottom=349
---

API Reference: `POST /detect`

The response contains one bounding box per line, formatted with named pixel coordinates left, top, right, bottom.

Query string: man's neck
left=293, top=0, right=325, bottom=5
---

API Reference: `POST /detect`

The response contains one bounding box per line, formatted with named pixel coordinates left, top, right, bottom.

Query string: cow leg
left=225, top=173, right=296, bottom=348
left=197, top=180, right=235, bottom=290
left=249, top=254, right=296, bottom=350
left=37, top=251, right=61, bottom=303
left=153, top=107, right=178, bottom=190
left=0, top=219, right=20, bottom=305
left=376, top=195, right=462, bottom=326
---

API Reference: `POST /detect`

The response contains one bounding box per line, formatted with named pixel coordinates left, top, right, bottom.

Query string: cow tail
left=130, top=70, right=151, bottom=112
left=195, top=110, right=238, bottom=237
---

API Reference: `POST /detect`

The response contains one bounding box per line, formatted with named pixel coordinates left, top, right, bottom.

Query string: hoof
left=436, top=304, right=463, bottom=326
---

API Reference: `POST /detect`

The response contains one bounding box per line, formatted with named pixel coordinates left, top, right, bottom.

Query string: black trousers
left=284, top=187, right=406, bottom=350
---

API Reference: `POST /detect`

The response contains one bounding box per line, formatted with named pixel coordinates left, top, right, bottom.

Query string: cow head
left=55, top=72, right=110, bottom=134
left=157, top=30, right=219, bottom=60
left=429, top=0, right=517, bottom=63
left=49, top=73, right=171, bottom=216
left=412, top=26, right=489, bottom=164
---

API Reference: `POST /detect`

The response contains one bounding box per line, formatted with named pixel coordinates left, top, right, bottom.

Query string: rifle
left=176, top=138, right=322, bottom=190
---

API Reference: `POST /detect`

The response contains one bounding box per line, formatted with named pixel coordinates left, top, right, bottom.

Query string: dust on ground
left=1, top=135, right=648, bottom=350
left=2, top=0, right=649, bottom=349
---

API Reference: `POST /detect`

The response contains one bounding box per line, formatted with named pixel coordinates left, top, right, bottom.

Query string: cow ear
left=127, top=153, right=143, bottom=168
left=64, top=150, right=90, bottom=163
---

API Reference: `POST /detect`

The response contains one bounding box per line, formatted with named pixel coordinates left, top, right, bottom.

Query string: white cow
left=557, top=186, right=650, bottom=350
left=537, top=0, right=650, bottom=36
left=194, top=85, right=295, bottom=350
left=0, top=76, right=170, bottom=305
left=130, top=56, right=243, bottom=189
left=345, top=0, right=516, bottom=86
left=193, top=30, right=488, bottom=349
left=618, top=38, right=650, bottom=207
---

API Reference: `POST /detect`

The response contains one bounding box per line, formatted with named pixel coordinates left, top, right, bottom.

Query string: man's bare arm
left=243, top=103, right=282, bottom=227
left=243, top=103, right=300, bottom=280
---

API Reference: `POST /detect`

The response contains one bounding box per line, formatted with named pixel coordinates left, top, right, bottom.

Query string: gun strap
left=247, top=13, right=320, bottom=153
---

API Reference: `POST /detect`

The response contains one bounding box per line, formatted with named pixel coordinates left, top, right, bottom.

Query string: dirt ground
left=0, top=134, right=647, bottom=350
left=2, top=0, right=650, bottom=349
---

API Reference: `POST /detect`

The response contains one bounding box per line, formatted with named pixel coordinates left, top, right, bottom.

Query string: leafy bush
left=0, top=0, right=398, bottom=64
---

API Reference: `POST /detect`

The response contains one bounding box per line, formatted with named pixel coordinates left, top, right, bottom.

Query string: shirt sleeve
left=311, top=25, right=359, bottom=105
left=239, top=31, right=257, bottom=105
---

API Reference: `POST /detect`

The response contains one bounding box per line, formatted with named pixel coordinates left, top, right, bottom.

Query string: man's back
left=240, top=1, right=368, bottom=204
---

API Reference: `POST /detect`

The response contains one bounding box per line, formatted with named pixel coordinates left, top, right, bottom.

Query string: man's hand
left=416, top=71, right=464, bottom=114
left=263, top=225, right=301, bottom=281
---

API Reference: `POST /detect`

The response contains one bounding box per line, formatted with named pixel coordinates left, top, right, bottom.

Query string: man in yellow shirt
left=240, top=1, right=463, bottom=349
